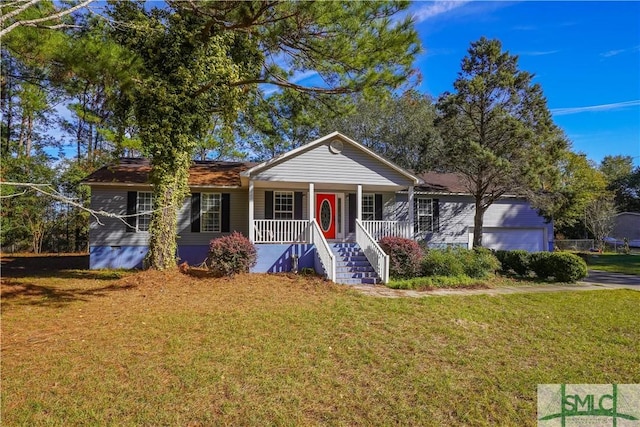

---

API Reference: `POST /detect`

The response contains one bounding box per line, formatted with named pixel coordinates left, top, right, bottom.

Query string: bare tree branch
left=1, top=181, right=175, bottom=231
left=0, top=0, right=94, bottom=39
left=0, top=0, right=40, bottom=26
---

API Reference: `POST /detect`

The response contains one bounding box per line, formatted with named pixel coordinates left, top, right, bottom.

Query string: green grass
left=583, top=253, right=640, bottom=275
left=2, top=269, right=639, bottom=426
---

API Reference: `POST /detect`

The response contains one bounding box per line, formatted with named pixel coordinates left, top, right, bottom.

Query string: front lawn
left=583, top=253, right=640, bottom=275
left=2, top=269, right=639, bottom=426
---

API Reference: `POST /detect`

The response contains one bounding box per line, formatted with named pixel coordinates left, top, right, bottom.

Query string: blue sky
left=53, top=1, right=639, bottom=168
left=406, top=1, right=640, bottom=167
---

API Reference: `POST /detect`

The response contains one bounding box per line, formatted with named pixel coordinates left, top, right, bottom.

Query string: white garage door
left=469, top=228, right=545, bottom=252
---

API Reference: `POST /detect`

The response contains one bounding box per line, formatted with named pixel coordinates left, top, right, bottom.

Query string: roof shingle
left=84, top=158, right=256, bottom=187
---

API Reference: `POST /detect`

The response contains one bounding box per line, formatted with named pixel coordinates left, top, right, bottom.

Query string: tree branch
left=0, top=0, right=94, bottom=39
left=0, top=0, right=40, bottom=26
left=1, top=181, right=175, bottom=231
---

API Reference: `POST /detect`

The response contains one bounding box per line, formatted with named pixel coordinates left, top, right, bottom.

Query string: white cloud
left=291, top=70, right=319, bottom=84
left=600, top=45, right=640, bottom=58
left=551, top=100, right=640, bottom=116
left=412, top=1, right=470, bottom=23
left=518, top=50, right=559, bottom=56
left=601, top=49, right=625, bottom=58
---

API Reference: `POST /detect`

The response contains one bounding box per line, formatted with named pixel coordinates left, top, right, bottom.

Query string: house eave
left=403, top=190, right=526, bottom=199
left=83, top=182, right=243, bottom=189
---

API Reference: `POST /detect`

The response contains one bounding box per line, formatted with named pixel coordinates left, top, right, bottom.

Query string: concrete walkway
left=351, top=270, right=640, bottom=298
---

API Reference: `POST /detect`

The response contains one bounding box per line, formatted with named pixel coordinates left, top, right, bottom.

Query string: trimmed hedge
left=496, top=249, right=530, bottom=276
left=207, top=232, right=257, bottom=277
left=379, top=236, right=423, bottom=278
left=529, top=252, right=553, bottom=279
left=511, top=250, right=588, bottom=283
left=548, top=252, right=588, bottom=282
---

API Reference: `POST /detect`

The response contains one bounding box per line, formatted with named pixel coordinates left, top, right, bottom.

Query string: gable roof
left=240, top=131, right=422, bottom=185
left=84, top=158, right=256, bottom=187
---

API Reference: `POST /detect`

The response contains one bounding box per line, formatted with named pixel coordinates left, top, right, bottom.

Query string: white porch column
left=308, top=183, right=315, bottom=221
left=356, top=184, right=362, bottom=220
left=248, top=180, right=255, bottom=243
left=408, top=185, right=414, bottom=239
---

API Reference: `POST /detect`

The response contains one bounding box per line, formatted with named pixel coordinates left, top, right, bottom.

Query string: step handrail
left=355, top=218, right=389, bottom=283
left=309, top=219, right=336, bottom=282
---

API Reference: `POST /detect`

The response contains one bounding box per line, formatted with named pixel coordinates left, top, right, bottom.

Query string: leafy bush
left=207, top=232, right=257, bottom=277
left=500, top=249, right=531, bottom=276
left=548, top=252, right=588, bottom=282
left=421, top=248, right=465, bottom=277
left=421, top=248, right=499, bottom=279
left=464, top=247, right=501, bottom=279
left=379, top=236, right=423, bottom=278
left=528, top=251, right=587, bottom=282
left=494, top=250, right=509, bottom=271
left=529, top=252, right=553, bottom=279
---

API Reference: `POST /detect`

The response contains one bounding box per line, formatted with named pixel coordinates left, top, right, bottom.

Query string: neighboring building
left=612, top=212, right=640, bottom=241
left=84, top=132, right=553, bottom=284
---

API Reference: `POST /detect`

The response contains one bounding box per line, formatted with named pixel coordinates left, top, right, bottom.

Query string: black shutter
left=126, top=191, right=137, bottom=232
left=294, top=192, right=303, bottom=220
left=348, top=193, right=356, bottom=233
left=375, top=194, right=383, bottom=220
left=265, top=190, right=274, bottom=219
left=191, top=193, right=201, bottom=233
left=413, top=197, right=418, bottom=234
left=221, top=193, right=231, bottom=232
left=433, top=198, right=440, bottom=232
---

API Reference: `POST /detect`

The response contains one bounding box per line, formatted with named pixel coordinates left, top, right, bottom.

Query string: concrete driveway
left=580, top=269, right=640, bottom=289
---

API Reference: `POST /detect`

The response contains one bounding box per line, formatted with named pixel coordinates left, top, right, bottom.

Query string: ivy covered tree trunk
left=145, top=146, right=192, bottom=270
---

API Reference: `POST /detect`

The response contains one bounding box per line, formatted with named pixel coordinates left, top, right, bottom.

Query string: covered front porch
left=248, top=183, right=415, bottom=244
left=246, top=182, right=416, bottom=284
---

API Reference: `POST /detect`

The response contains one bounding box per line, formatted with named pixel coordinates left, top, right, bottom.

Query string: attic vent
left=329, top=139, right=344, bottom=154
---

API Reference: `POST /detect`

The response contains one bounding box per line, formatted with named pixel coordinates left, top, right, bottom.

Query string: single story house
left=612, top=212, right=640, bottom=243
left=84, top=132, right=553, bottom=284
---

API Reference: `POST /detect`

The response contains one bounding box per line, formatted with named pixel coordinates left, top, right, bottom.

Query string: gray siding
left=252, top=142, right=413, bottom=187
left=254, top=189, right=309, bottom=220
left=178, top=189, right=249, bottom=244
left=90, top=186, right=151, bottom=246
left=90, top=186, right=249, bottom=247
left=395, top=194, right=553, bottom=247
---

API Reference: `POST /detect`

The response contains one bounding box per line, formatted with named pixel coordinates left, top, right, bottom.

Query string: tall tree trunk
left=25, top=114, right=32, bottom=157
left=472, top=196, right=485, bottom=248
left=145, top=154, right=191, bottom=270
left=18, top=113, right=26, bottom=155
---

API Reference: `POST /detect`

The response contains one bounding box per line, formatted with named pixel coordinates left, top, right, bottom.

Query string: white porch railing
left=356, top=218, right=389, bottom=283
left=361, top=220, right=411, bottom=241
left=253, top=219, right=309, bottom=243
left=309, top=219, right=336, bottom=282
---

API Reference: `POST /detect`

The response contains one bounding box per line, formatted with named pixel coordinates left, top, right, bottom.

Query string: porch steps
left=330, top=243, right=381, bottom=285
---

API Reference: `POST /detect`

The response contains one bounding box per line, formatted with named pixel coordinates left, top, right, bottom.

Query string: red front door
left=316, top=194, right=336, bottom=239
